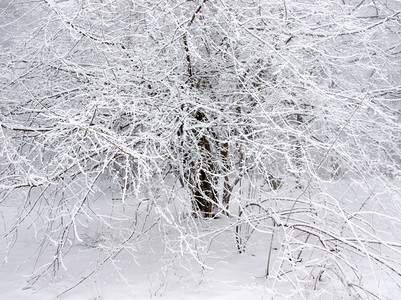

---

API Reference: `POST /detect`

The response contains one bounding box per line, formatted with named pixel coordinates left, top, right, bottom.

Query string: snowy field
left=1, top=179, right=401, bottom=300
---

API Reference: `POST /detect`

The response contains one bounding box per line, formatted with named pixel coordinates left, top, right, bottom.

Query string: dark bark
left=181, top=2, right=220, bottom=217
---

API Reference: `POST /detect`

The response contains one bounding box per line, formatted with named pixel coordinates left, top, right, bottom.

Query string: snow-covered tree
left=1, top=0, right=401, bottom=298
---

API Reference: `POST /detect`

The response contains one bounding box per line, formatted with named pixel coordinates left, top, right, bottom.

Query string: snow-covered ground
left=2, top=181, right=401, bottom=300
left=0, top=226, right=327, bottom=300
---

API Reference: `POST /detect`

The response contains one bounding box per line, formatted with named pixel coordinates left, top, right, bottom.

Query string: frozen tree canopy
left=1, top=0, right=401, bottom=298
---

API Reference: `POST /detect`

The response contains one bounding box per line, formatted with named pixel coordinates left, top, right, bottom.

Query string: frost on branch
left=1, top=0, right=401, bottom=298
